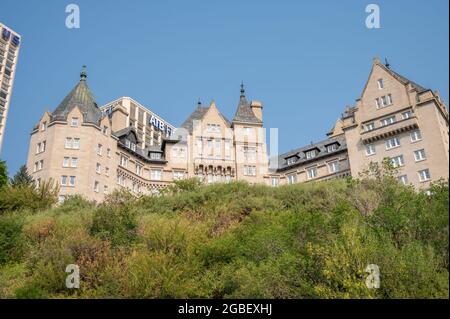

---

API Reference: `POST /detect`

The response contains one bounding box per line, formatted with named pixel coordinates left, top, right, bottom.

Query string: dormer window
left=150, top=152, right=162, bottom=160
left=71, top=117, right=79, bottom=127
left=326, top=143, right=338, bottom=153
left=305, top=149, right=317, bottom=159
left=125, top=139, right=137, bottom=152
left=286, top=156, right=297, bottom=165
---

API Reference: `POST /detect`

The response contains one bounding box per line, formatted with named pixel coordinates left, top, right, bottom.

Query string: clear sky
left=1, top=0, right=448, bottom=176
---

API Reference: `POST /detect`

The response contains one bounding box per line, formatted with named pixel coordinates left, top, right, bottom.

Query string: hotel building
left=0, top=22, right=21, bottom=152
left=26, top=58, right=449, bottom=202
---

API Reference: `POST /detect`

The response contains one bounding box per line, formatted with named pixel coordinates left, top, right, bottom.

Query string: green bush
left=0, top=214, right=26, bottom=265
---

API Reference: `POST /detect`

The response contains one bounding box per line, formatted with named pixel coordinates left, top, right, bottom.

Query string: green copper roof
left=52, top=66, right=102, bottom=124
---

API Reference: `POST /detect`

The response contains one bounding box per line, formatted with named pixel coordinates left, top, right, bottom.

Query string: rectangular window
left=377, top=79, right=384, bottom=89
left=386, top=137, right=400, bottom=150
left=71, top=117, right=79, bottom=127
left=104, top=185, right=108, bottom=194
left=398, top=175, right=408, bottom=185
left=41, top=122, right=47, bottom=131
left=328, top=161, right=340, bottom=173
left=150, top=152, right=162, bottom=160
left=375, top=98, right=380, bottom=109
left=327, top=144, right=338, bottom=152
left=307, top=167, right=318, bottom=180
left=381, top=95, right=388, bottom=107
left=63, top=157, right=70, bottom=167
left=366, top=144, right=376, bottom=156
left=287, top=157, right=297, bottom=165
left=380, top=116, right=396, bottom=127
left=391, top=155, right=405, bottom=168
left=418, top=169, right=431, bottom=182
left=36, top=143, right=41, bottom=154
left=402, top=110, right=413, bottom=119
left=105, top=167, right=109, bottom=176
left=136, top=164, right=142, bottom=176
left=365, top=123, right=375, bottom=132
left=387, top=94, right=393, bottom=105
left=107, top=148, right=111, bottom=157
left=96, top=163, right=101, bottom=174
left=287, top=174, right=297, bottom=185
left=65, top=138, right=73, bottom=149
left=120, top=155, right=128, bottom=168
left=72, top=138, right=80, bottom=149
left=243, top=127, right=253, bottom=136
left=271, top=177, right=279, bottom=187
left=97, top=144, right=103, bottom=155
left=71, top=158, right=78, bottom=168
left=61, top=175, right=68, bottom=186
left=94, top=181, right=99, bottom=193
left=410, top=130, right=422, bottom=142
left=150, top=169, right=162, bottom=181
left=414, top=149, right=426, bottom=161
left=206, top=124, right=220, bottom=133
left=244, top=165, right=257, bottom=176
left=196, top=138, right=203, bottom=155
left=173, top=171, right=185, bottom=180
left=305, top=150, right=316, bottom=159
left=69, top=176, right=76, bottom=187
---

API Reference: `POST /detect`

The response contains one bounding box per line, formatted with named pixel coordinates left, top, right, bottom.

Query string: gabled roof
left=384, top=67, right=428, bottom=93
left=52, top=67, right=102, bottom=124
left=232, top=85, right=262, bottom=125
left=180, top=103, right=231, bottom=134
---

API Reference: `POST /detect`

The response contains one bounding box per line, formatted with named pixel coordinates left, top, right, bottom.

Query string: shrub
left=0, top=214, right=26, bottom=265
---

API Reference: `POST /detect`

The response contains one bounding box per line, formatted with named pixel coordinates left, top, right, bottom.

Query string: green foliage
left=0, top=179, right=59, bottom=213
left=90, top=189, right=139, bottom=246
left=0, top=159, right=7, bottom=188
left=0, top=176, right=447, bottom=299
left=10, top=165, right=34, bottom=188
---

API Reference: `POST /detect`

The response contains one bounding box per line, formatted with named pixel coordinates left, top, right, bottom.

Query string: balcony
left=361, top=117, right=419, bottom=144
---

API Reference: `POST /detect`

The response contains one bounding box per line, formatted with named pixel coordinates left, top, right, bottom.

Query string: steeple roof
left=232, top=83, right=262, bottom=125
left=52, top=66, right=102, bottom=124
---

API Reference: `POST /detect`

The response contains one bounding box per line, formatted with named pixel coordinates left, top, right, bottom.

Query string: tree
left=10, top=165, right=34, bottom=188
left=0, top=160, right=7, bottom=188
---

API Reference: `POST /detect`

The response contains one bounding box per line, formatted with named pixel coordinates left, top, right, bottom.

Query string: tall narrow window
left=377, top=79, right=384, bottom=89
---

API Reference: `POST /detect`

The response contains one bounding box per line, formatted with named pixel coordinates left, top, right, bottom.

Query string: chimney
left=250, top=100, right=263, bottom=122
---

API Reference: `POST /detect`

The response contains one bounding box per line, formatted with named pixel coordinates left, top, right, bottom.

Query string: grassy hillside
left=0, top=174, right=448, bottom=299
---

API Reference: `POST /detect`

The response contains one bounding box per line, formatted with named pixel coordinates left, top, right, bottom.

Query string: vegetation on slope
left=0, top=164, right=448, bottom=299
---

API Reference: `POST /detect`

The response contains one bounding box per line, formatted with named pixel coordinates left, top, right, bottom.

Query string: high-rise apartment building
left=0, top=22, right=21, bottom=152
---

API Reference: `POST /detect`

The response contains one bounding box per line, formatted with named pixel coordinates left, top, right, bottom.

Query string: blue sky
left=1, top=0, right=448, bottom=176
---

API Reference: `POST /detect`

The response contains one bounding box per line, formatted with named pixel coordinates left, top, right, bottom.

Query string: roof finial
left=197, top=98, right=202, bottom=108
left=240, top=81, right=245, bottom=97
left=80, top=65, right=87, bottom=81
left=385, top=58, right=390, bottom=69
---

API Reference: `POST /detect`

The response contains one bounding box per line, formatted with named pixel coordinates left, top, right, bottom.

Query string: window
left=73, top=138, right=80, bottom=149
left=65, top=138, right=73, bottom=149
left=63, top=157, right=70, bottom=167
left=366, top=144, right=376, bottom=156
left=41, top=121, right=47, bottom=131
left=377, top=95, right=393, bottom=108
left=307, top=167, right=318, bottom=180
left=105, top=167, right=109, bottom=176
left=386, top=137, right=400, bottom=150
left=135, top=164, right=142, bottom=176
left=244, top=165, right=257, bottom=176
left=104, top=185, right=108, bottom=194
left=391, top=155, right=405, bottom=168
left=286, top=157, right=297, bottom=165
left=97, top=144, right=103, bottom=155
left=418, top=169, right=431, bottom=182
left=71, top=158, right=78, bottom=168
left=150, top=152, right=162, bottom=160
left=41, top=141, right=46, bottom=152
left=305, top=150, right=316, bottom=159
left=377, top=79, right=384, bottom=89
left=414, top=149, right=426, bottom=161
left=96, top=163, right=101, bottom=174
left=398, top=175, right=408, bottom=185
left=206, top=124, right=220, bottom=133
left=61, top=175, right=68, bottom=186
left=94, top=181, right=99, bottom=193
left=326, top=144, right=338, bottom=153
left=69, top=176, right=76, bottom=187
left=328, top=161, right=340, bottom=173
left=150, top=169, right=162, bottom=181
left=173, top=171, right=185, bottom=180
left=224, top=141, right=231, bottom=159
left=287, top=174, right=297, bottom=185
left=34, top=160, right=44, bottom=172
left=196, top=138, right=203, bottom=155
left=410, top=130, right=422, bottom=142
left=107, top=148, right=111, bottom=157
left=58, top=195, right=66, bottom=204
left=103, top=126, right=108, bottom=135
left=387, top=94, right=393, bottom=105
left=244, top=147, right=256, bottom=161
left=120, top=155, right=129, bottom=168
left=375, top=98, right=380, bottom=109
left=364, top=122, right=374, bottom=132
left=71, top=117, right=79, bottom=127
left=117, top=175, right=125, bottom=186
left=271, top=177, right=279, bottom=187
left=215, top=139, right=222, bottom=158
left=402, top=110, right=413, bottom=119
left=380, top=116, right=396, bottom=127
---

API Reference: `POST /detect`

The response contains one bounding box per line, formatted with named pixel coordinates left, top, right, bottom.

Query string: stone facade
left=26, top=58, right=449, bottom=202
